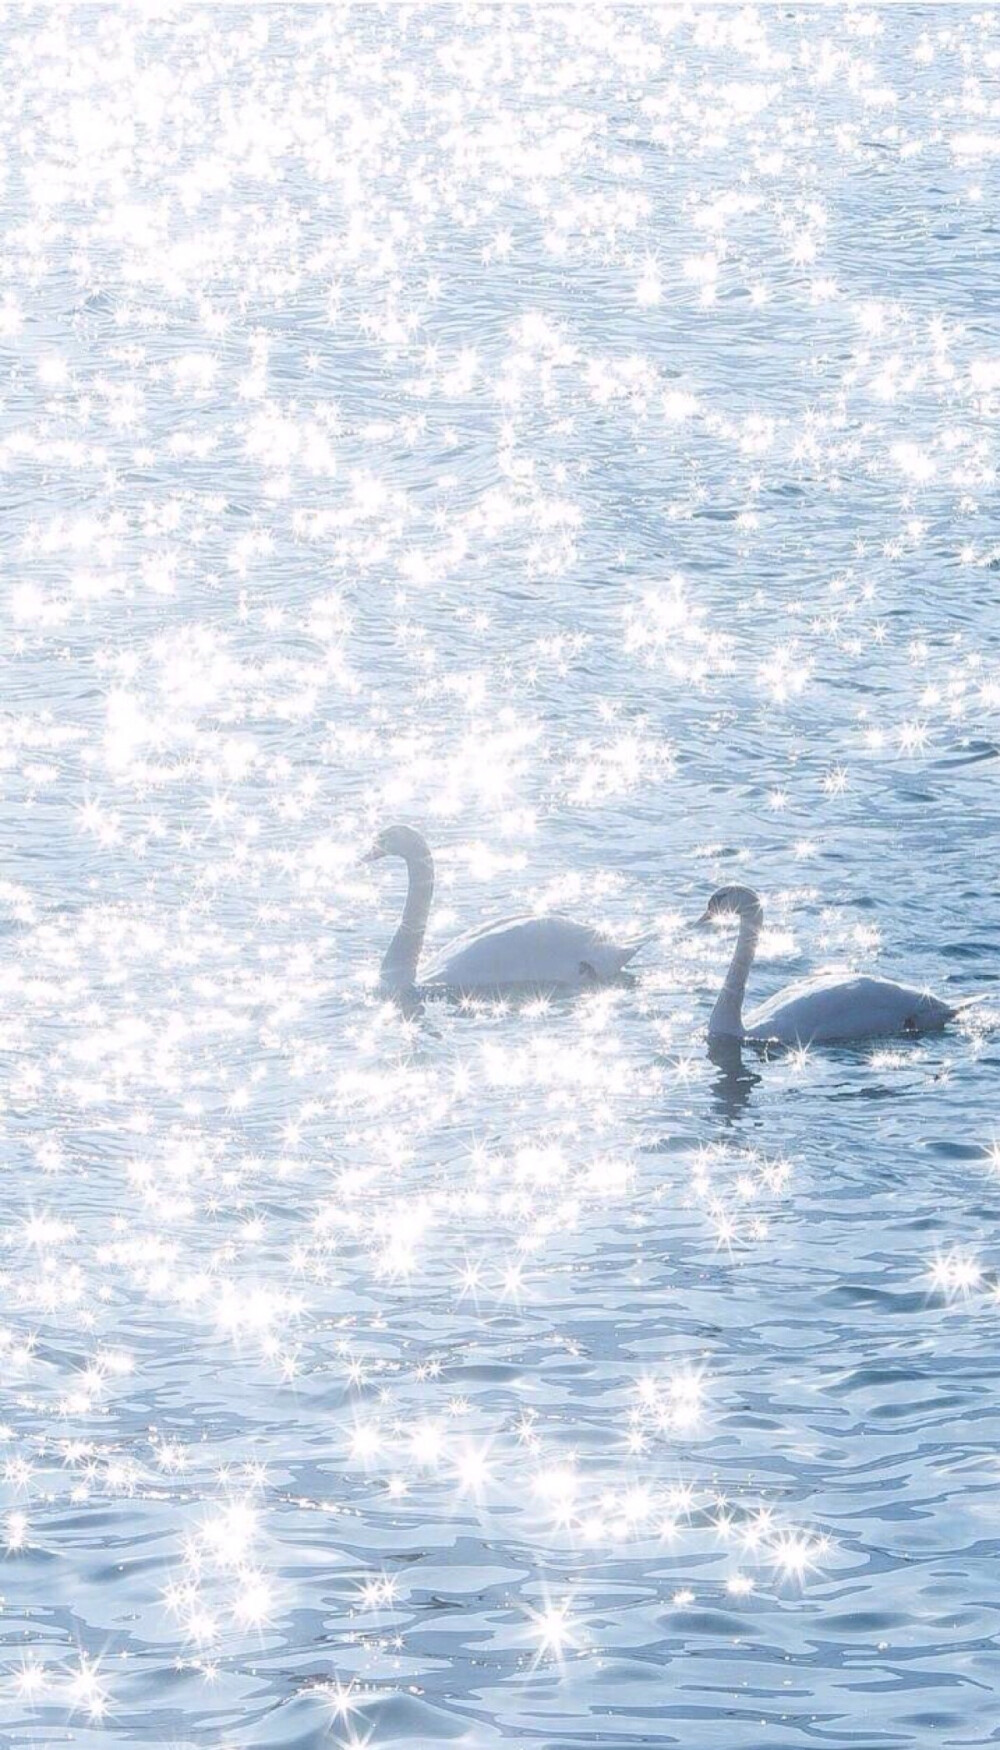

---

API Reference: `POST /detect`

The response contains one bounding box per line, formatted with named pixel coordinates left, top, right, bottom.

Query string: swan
left=697, top=885, right=959, bottom=1045
left=362, top=824, right=650, bottom=995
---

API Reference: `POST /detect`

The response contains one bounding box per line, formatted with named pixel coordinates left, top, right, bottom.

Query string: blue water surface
left=2, top=7, right=1000, bottom=1747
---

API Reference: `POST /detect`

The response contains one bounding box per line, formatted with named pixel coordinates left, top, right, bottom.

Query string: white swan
left=697, top=885, right=958, bottom=1045
left=362, top=824, right=650, bottom=995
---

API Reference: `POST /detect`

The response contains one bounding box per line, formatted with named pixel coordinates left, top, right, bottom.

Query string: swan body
left=747, top=971, right=954, bottom=1044
left=699, top=885, right=956, bottom=1046
left=422, top=914, right=641, bottom=990
left=363, top=824, right=648, bottom=995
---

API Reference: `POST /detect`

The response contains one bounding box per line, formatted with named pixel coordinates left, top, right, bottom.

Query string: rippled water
left=3, top=7, right=1000, bottom=1746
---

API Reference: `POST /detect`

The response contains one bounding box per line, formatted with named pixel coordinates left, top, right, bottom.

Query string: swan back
left=748, top=974, right=954, bottom=1045
left=422, top=915, right=643, bottom=992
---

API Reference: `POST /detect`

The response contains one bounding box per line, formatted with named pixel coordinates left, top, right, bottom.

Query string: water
left=2, top=5, right=1000, bottom=1745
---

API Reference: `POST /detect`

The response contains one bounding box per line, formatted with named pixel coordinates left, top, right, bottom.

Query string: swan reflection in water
left=707, top=1035, right=763, bottom=1122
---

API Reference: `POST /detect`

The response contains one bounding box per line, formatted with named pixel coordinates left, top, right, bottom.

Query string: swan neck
left=381, top=843, right=434, bottom=988
left=709, top=909, right=760, bottom=1039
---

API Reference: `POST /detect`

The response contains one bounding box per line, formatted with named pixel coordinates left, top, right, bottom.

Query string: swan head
left=696, top=885, right=764, bottom=928
left=360, top=823, right=431, bottom=866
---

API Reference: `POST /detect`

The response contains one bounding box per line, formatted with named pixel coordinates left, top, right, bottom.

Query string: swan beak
left=689, top=910, right=713, bottom=931
left=358, top=846, right=382, bottom=866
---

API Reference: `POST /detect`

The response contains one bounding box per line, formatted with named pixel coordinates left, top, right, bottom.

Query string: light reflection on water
left=2, top=6, right=1000, bottom=1745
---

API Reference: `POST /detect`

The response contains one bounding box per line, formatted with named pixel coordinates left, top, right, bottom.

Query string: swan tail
left=617, top=931, right=656, bottom=968
left=951, top=993, right=993, bottom=1017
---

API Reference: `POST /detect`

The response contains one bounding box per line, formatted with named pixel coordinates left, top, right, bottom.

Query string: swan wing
left=422, top=914, right=640, bottom=991
left=748, top=974, right=953, bottom=1044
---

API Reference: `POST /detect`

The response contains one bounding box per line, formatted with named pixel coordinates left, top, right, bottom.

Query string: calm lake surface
left=2, top=7, right=1000, bottom=1746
